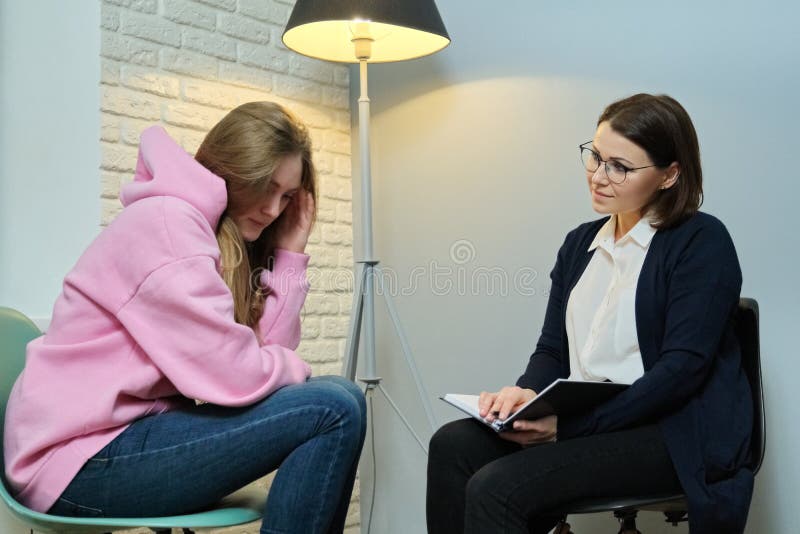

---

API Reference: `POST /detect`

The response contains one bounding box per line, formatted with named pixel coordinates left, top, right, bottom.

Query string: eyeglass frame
left=579, top=141, right=666, bottom=184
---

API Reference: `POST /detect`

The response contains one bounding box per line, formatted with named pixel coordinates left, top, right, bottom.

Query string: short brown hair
left=598, top=94, right=703, bottom=229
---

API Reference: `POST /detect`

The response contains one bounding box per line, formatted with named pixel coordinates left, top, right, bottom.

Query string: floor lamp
left=283, top=1, right=450, bottom=453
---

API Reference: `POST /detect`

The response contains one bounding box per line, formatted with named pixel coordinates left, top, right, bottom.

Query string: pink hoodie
left=3, top=126, right=313, bottom=513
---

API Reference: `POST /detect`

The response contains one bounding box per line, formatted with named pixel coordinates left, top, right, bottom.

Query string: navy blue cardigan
left=516, top=211, right=754, bottom=533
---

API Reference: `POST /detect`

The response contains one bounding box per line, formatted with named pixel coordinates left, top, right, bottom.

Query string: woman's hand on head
left=498, top=415, right=557, bottom=446
left=273, top=189, right=315, bottom=254
left=478, top=386, right=536, bottom=422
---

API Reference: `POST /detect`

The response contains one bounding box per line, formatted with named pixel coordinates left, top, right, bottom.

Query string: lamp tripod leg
left=342, top=261, right=368, bottom=380
left=375, top=266, right=438, bottom=433
left=376, top=383, right=429, bottom=454
left=341, top=262, right=439, bottom=454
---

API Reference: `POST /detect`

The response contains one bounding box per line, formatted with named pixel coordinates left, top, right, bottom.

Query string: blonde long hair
left=195, top=102, right=317, bottom=329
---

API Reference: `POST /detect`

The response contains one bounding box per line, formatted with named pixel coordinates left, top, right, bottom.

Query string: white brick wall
left=99, top=1, right=357, bottom=532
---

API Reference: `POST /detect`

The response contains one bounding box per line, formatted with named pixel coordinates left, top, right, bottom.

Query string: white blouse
left=565, top=214, right=657, bottom=384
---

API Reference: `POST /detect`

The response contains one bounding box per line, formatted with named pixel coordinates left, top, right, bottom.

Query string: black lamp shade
left=282, top=0, right=450, bottom=63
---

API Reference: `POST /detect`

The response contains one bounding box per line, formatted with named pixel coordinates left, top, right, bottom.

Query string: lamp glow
left=282, top=0, right=450, bottom=63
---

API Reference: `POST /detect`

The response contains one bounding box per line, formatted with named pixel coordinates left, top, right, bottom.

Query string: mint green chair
left=1, top=306, right=265, bottom=533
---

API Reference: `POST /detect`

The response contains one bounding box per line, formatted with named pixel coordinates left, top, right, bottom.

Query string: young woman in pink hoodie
left=3, top=101, right=366, bottom=533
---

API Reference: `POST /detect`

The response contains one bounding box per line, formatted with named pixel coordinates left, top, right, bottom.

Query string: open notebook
left=440, top=379, right=628, bottom=433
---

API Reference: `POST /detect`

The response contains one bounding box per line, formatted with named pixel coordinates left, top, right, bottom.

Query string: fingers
left=497, top=392, right=522, bottom=421
left=487, top=392, right=506, bottom=421
left=304, top=189, right=315, bottom=210
left=496, top=386, right=529, bottom=420
left=481, top=387, right=512, bottom=421
left=303, top=191, right=315, bottom=223
left=293, top=190, right=314, bottom=229
left=511, top=415, right=557, bottom=443
left=512, top=419, right=544, bottom=432
left=296, top=189, right=312, bottom=212
left=479, top=387, right=535, bottom=421
left=478, top=391, right=497, bottom=418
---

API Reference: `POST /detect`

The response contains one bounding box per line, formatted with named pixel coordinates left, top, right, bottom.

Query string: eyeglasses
left=579, top=141, right=663, bottom=184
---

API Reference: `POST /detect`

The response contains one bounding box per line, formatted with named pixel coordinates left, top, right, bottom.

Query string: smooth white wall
left=0, top=0, right=100, bottom=321
left=352, top=1, right=800, bottom=532
left=0, top=1, right=99, bottom=532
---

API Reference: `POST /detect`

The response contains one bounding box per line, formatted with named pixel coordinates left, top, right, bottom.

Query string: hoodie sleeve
left=116, top=255, right=312, bottom=407
left=256, top=249, right=311, bottom=350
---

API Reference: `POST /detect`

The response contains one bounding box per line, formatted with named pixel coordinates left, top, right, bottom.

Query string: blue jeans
left=48, top=375, right=366, bottom=534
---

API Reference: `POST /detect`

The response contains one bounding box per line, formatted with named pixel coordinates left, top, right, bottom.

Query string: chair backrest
left=0, top=307, right=42, bottom=486
left=734, top=298, right=765, bottom=475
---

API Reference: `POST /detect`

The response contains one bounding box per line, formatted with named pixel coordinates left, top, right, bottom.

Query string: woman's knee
left=429, top=419, right=482, bottom=461
left=311, top=375, right=365, bottom=411
left=465, top=462, right=508, bottom=513
left=304, top=379, right=365, bottom=440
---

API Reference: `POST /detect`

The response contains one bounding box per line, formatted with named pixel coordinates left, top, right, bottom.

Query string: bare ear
left=660, top=162, right=680, bottom=190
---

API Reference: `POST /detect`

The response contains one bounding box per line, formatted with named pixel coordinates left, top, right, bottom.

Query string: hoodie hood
left=120, top=126, right=228, bottom=229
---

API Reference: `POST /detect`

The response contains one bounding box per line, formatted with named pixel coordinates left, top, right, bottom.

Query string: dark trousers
left=426, top=419, right=682, bottom=534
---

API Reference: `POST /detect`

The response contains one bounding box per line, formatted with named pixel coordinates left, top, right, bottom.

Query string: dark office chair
left=552, top=298, right=765, bottom=534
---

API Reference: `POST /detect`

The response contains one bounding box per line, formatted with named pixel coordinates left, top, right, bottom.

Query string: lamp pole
left=282, top=0, right=451, bottom=454
left=353, top=35, right=378, bottom=384
left=338, top=34, right=440, bottom=452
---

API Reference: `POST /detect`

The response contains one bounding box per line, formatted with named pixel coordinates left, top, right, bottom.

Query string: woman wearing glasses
left=427, top=94, right=753, bottom=534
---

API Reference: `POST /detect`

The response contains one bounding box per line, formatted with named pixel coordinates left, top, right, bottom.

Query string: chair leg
left=664, top=511, right=688, bottom=526
left=614, top=509, right=641, bottom=534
